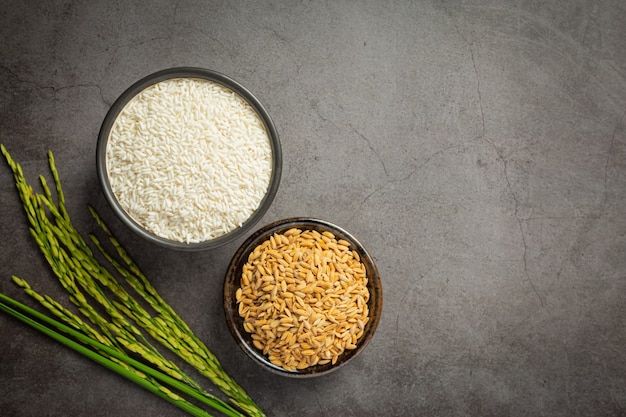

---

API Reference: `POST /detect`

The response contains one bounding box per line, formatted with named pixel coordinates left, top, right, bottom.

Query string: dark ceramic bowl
left=96, top=67, right=282, bottom=250
left=223, top=217, right=382, bottom=377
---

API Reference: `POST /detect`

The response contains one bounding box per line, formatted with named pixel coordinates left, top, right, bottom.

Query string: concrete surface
left=1, top=1, right=625, bottom=416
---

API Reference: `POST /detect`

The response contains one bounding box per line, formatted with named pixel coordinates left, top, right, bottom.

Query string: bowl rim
left=223, top=217, right=383, bottom=378
left=96, top=67, right=282, bottom=251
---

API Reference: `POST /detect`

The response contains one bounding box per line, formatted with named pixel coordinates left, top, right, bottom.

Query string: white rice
left=105, top=77, right=273, bottom=243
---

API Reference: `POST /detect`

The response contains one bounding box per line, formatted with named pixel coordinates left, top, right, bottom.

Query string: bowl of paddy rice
left=223, top=218, right=382, bottom=377
left=96, top=67, right=282, bottom=250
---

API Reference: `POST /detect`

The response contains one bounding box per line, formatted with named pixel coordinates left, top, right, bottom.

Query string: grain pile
left=106, top=77, right=272, bottom=243
left=236, top=228, right=370, bottom=371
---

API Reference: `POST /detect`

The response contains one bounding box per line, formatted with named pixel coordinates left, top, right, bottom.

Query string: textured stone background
left=1, top=1, right=625, bottom=416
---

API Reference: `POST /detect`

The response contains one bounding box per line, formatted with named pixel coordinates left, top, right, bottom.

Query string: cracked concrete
left=1, top=1, right=626, bottom=416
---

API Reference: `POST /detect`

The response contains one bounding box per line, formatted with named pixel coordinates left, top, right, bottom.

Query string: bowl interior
left=223, top=217, right=382, bottom=377
left=96, top=67, right=282, bottom=250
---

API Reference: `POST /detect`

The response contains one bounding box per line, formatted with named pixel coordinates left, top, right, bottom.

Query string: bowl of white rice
left=96, top=67, right=282, bottom=250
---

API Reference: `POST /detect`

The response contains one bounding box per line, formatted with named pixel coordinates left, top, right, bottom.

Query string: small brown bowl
left=223, top=217, right=382, bottom=377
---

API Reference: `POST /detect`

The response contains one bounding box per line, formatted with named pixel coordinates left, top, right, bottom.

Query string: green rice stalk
left=12, top=276, right=111, bottom=347
left=12, top=274, right=201, bottom=389
left=20, top=185, right=204, bottom=390
left=1, top=144, right=265, bottom=417
left=31, top=196, right=208, bottom=392
left=0, top=150, right=164, bottom=361
left=89, top=207, right=264, bottom=416
left=0, top=293, right=243, bottom=417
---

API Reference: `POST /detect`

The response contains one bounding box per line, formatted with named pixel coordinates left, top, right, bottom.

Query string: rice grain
left=106, top=77, right=272, bottom=243
left=236, top=228, right=370, bottom=371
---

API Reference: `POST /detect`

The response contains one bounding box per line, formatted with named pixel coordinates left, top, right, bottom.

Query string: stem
left=0, top=294, right=217, bottom=417
left=89, top=209, right=265, bottom=417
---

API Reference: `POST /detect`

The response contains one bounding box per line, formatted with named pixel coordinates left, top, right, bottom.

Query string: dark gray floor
left=1, top=1, right=626, bottom=416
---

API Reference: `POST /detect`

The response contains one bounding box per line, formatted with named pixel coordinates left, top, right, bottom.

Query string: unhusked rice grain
left=236, top=228, right=370, bottom=371
left=106, top=77, right=272, bottom=243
